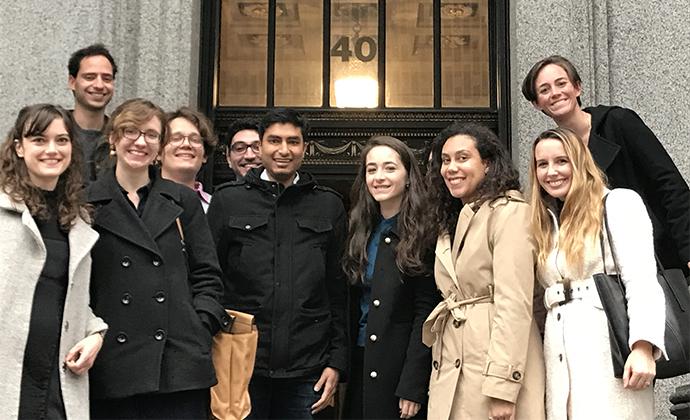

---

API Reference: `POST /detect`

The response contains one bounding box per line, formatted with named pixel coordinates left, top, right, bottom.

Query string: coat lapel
left=89, top=170, right=161, bottom=255
left=68, top=217, right=100, bottom=278
left=435, top=234, right=460, bottom=291
left=451, top=204, right=476, bottom=261
left=588, top=131, right=620, bottom=172
left=141, top=180, right=183, bottom=240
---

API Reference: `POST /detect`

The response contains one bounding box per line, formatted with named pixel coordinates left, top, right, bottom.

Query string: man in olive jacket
left=207, top=108, right=348, bottom=418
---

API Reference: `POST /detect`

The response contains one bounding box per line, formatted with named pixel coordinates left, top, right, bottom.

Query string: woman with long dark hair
left=529, top=127, right=665, bottom=419
left=522, top=55, right=690, bottom=276
left=342, top=136, right=438, bottom=419
left=0, top=104, right=107, bottom=418
left=87, top=98, right=227, bottom=418
left=423, top=123, right=545, bottom=419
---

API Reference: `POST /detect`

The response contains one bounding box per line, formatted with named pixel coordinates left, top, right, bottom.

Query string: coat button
left=154, top=329, right=166, bottom=341
left=121, top=293, right=132, bottom=305
left=384, top=237, right=391, bottom=244
left=455, top=359, right=461, bottom=368
left=512, top=371, right=522, bottom=381
left=245, top=224, right=251, bottom=230
left=64, top=321, right=69, bottom=332
left=121, top=256, right=131, bottom=268
left=559, top=354, right=563, bottom=362
left=433, top=361, right=439, bottom=370
left=154, top=291, right=166, bottom=303
left=152, top=259, right=161, bottom=267
left=116, top=333, right=128, bottom=344
left=369, top=334, right=377, bottom=342
left=453, top=319, right=462, bottom=328
left=372, top=299, right=380, bottom=307
left=369, top=371, right=377, bottom=378
left=557, top=313, right=561, bottom=321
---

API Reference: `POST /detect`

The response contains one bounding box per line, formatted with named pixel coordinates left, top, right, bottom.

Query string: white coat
left=0, top=192, right=107, bottom=418
left=538, top=188, right=666, bottom=420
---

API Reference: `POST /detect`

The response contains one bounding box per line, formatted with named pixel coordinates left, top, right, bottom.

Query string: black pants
left=91, top=389, right=209, bottom=419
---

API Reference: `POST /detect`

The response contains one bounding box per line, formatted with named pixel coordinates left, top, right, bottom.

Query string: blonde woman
left=529, top=127, right=666, bottom=419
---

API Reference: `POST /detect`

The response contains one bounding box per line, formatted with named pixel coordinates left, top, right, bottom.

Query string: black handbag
left=592, top=194, right=690, bottom=379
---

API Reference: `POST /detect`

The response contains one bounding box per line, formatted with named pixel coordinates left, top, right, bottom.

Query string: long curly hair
left=343, top=136, right=433, bottom=284
left=427, top=122, right=520, bottom=236
left=0, top=104, right=89, bottom=228
left=529, top=127, right=606, bottom=272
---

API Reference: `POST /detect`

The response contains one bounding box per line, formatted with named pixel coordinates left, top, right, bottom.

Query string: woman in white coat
left=529, top=127, right=666, bottom=419
left=0, top=104, right=107, bottom=418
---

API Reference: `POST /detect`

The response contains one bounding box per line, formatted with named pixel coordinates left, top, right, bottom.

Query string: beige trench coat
left=423, top=191, right=545, bottom=419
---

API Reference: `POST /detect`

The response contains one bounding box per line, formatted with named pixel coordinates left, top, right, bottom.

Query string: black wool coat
left=586, top=105, right=690, bottom=276
left=87, top=168, right=228, bottom=399
left=350, top=223, right=440, bottom=418
left=207, top=168, right=349, bottom=379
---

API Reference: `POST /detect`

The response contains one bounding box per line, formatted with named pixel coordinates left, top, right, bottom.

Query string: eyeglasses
left=169, top=133, right=204, bottom=147
left=230, top=141, right=260, bottom=154
left=122, top=127, right=161, bottom=143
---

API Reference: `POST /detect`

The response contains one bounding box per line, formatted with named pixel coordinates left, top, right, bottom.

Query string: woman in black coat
left=87, top=98, right=228, bottom=419
left=342, top=136, right=439, bottom=419
left=522, top=55, right=690, bottom=276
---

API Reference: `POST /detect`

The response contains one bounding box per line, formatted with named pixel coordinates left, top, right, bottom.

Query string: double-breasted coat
left=87, top=168, right=228, bottom=400
left=0, top=192, right=107, bottom=418
left=423, top=191, right=545, bottom=419
left=350, top=222, right=440, bottom=418
left=585, top=105, right=690, bottom=276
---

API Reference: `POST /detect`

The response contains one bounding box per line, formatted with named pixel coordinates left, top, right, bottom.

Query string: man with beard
left=67, top=43, right=117, bottom=183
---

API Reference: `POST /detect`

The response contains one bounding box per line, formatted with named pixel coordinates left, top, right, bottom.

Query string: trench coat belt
left=422, top=289, right=493, bottom=374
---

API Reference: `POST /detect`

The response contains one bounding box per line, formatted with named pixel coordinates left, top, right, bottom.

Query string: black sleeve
left=180, top=188, right=228, bottom=335
left=395, top=256, right=441, bottom=403
left=614, top=109, right=690, bottom=267
left=325, top=199, right=350, bottom=377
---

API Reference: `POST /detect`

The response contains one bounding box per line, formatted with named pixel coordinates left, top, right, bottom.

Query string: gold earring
left=109, top=144, right=116, bottom=156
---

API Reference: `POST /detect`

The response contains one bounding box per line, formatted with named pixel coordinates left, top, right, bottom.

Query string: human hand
left=65, top=333, right=104, bottom=375
left=311, top=367, right=339, bottom=414
left=399, top=398, right=421, bottom=418
left=488, top=397, right=515, bottom=420
left=623, top=340, right=656, bottom=390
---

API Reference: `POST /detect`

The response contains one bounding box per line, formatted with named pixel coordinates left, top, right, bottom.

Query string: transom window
left=216, top=0, right=491, bottom=109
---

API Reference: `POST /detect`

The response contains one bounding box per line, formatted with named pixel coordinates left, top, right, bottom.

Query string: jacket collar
left=0, top=191, right=99, bottom=264
left=244, top=167, right=317, bottom=193
left=584, top=105, right=621, bottom=171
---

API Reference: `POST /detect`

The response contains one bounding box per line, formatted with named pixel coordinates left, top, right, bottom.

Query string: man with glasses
left=67, top=43, right=117, bottom=183
left=160, top=107, right=218, bottom=212
left=226, top=117, right=262, bottom=177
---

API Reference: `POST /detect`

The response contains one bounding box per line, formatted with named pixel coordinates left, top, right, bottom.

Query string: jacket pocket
left=228, top=216, right=269, bottom=243
left=296, top=217, right=332, bottom=248
left=226, top=216, right=269, bottom=273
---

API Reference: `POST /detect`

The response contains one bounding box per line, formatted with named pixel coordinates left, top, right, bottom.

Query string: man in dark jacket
left=207, top=108, right=348, bottom=418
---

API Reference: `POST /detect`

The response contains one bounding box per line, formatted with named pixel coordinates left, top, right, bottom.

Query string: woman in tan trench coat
left=423, top=122, right=545, bottom=420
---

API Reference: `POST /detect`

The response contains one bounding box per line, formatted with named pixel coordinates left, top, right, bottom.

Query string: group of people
left=0, top=41, right=688, bottom=420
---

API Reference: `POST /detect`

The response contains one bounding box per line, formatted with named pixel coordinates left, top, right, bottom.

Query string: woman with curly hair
left=0, top=104, right=107, bottom=418
left=529, top=127, right=665, bottom=419
left=342, top=136, right=439, bottom=419
left=423, top=122, right=544, bottom=419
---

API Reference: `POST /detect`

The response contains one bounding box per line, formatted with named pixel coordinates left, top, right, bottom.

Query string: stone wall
left=0, top=0, right=200, bottom=134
